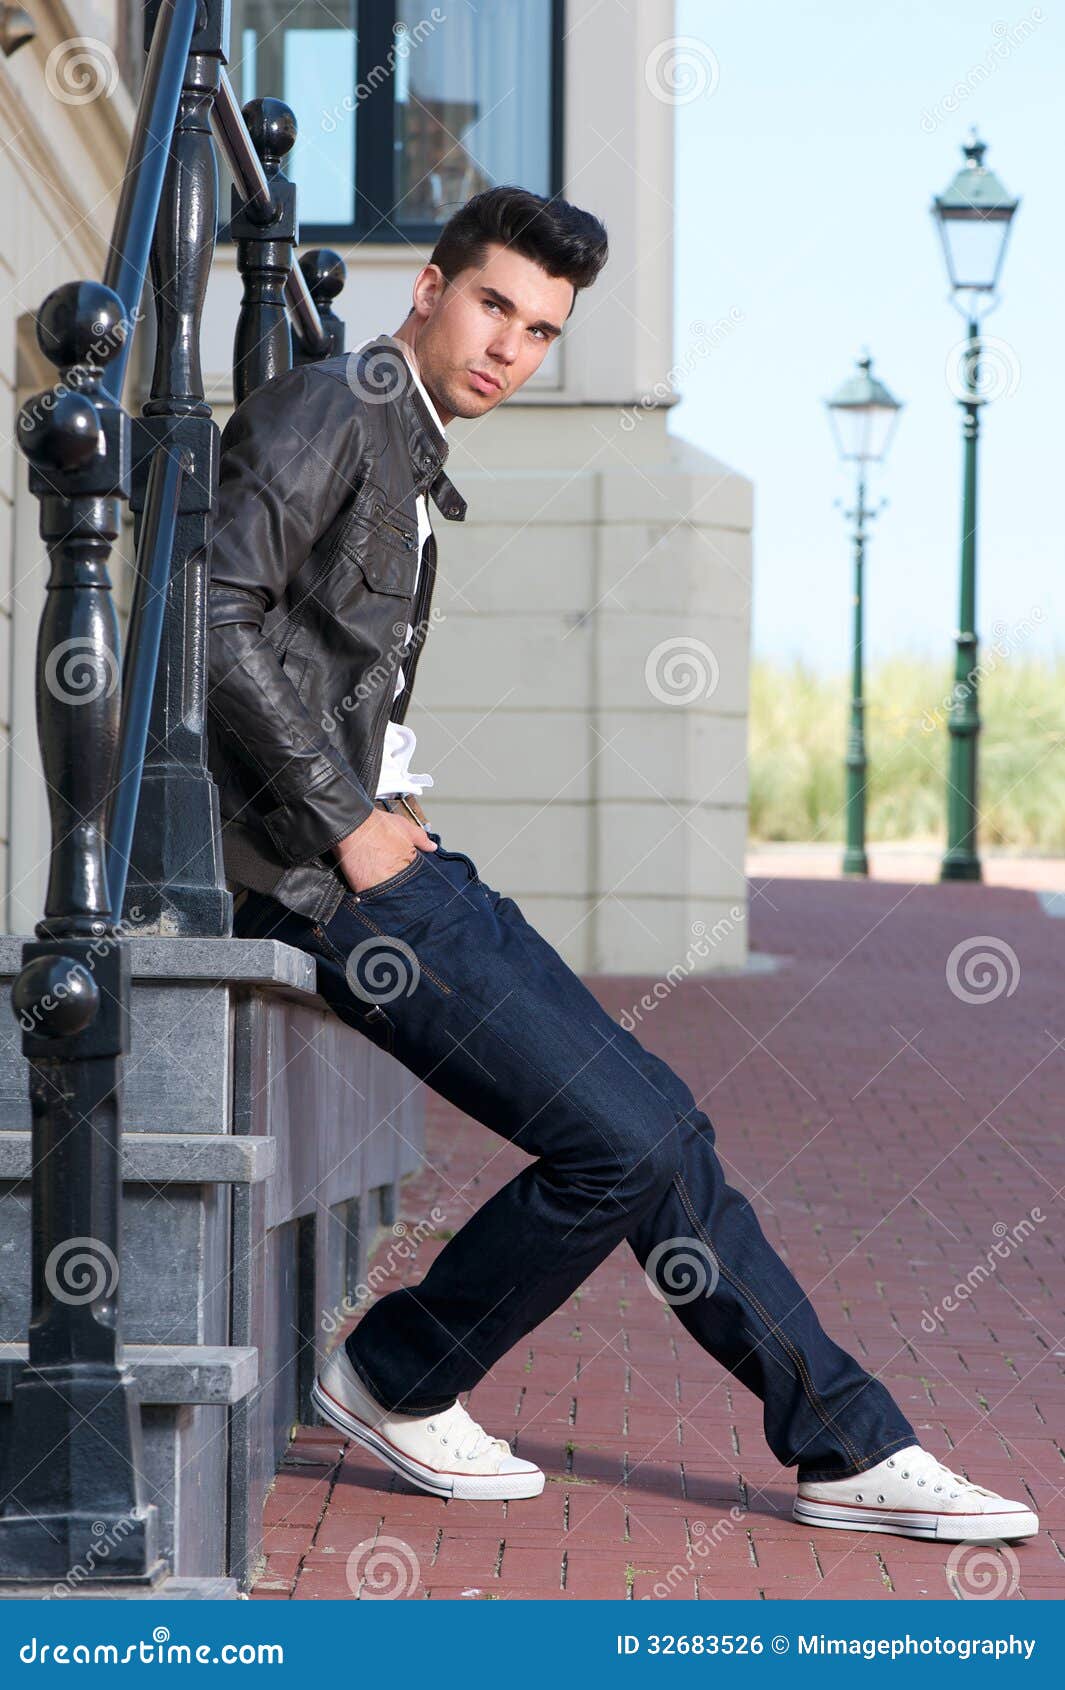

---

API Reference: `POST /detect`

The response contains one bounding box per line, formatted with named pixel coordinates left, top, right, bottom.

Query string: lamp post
left=931, top=129, right=1019, bottom=881
left=825, top=354, right=903, bottom=876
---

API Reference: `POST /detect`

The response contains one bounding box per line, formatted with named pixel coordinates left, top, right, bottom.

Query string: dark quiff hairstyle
left=428, top=185, right=609, bottom=315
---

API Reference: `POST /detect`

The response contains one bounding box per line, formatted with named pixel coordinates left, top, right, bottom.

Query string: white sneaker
left=794, top=1443, right=1039, bottom=1541
left=311, top=1344, right=545, bottom=1501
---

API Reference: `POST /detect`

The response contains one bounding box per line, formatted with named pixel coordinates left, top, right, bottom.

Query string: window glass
left=395, top=1, right=553, bottom=226
left=228, top=1, right=358, bottom=227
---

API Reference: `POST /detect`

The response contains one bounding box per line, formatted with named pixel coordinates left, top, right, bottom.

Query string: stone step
left=0, top=1128, right=277, bottom=1183
left=0, top=1343, right=259, bottom=1406
left=0, top=1131, right=276, bottom=1185
left=0, top=1344, right=258, bottom=1582
left=0, top=1575, right=243, bottom=1599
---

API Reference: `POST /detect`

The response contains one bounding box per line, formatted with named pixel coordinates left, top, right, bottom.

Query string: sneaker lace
left=428, top=1401, right=509, bottom=1462
left=899, top=1447, right=995, bottom=1499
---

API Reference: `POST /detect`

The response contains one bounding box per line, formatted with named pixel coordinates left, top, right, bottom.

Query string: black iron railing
left=0, top=0, right=347, bottom=1583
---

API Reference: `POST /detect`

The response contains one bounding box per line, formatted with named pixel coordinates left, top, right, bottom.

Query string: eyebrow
left=480, top=286, right=564, bottom=338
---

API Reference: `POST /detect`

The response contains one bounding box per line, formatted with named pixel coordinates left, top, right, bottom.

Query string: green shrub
left=748, top=652, right=1065, bottom=848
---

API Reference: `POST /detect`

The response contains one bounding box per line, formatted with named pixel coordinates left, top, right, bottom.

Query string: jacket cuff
left=260, top=773, right=376, bottom=866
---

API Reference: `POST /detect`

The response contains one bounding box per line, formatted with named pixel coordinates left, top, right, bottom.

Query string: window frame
left=219, top=0, right=566, bottom=248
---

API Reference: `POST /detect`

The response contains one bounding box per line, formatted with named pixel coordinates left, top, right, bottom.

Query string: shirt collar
left=347, top=333, right=466, bottom=522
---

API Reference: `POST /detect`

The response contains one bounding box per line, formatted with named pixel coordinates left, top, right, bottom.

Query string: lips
left=470, top=369, right=502, bottom=393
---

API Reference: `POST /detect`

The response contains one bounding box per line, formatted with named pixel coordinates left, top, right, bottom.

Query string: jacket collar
left=354, top=333, right=467, bottom=523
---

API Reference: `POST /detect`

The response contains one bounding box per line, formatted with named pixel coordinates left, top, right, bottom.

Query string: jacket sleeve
left=205, top=362, right=376, bottom=865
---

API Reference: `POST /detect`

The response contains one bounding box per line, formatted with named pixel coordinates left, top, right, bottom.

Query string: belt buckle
left=397, top=793, right=426, bottom=827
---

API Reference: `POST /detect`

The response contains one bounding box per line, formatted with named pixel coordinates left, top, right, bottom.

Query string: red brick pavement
left=251, top=876, right=1065, bottom=1601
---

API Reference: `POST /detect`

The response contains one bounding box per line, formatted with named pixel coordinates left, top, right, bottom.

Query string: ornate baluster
left=123, top=0, right=229, bottom=936
left=0, top=284, right=162, bottom=1582
left=230, top=97, right=299, bottom=402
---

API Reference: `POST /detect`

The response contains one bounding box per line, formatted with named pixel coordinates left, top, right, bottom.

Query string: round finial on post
left=17, top=389, right=101, bottom=471
left=35, top=280, right=128, bottom=375
left=11, top=954, right=101, bottom=1039
left=962, top=127, right=987, bottom=170
left=242, top=97, right=298, bottom=174
left=299, top=248, right=347, bottom=309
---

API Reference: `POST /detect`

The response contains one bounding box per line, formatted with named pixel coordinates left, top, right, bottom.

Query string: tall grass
left=748, top=653, right=1065, bottom=849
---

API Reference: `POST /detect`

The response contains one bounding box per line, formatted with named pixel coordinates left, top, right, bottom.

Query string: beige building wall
left=4, top=0, right=752, bottom=975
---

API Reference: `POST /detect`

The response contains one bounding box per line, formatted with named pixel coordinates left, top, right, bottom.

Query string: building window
left=223, top=0, right=563, bottom=244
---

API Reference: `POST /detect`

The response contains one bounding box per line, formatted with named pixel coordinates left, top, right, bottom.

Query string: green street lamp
left=825, top=353, right=904, bottom=877
left=932, top=129, right=1020, bottom=881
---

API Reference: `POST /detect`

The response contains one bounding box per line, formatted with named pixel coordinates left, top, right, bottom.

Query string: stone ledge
left=0, top=1345, right=259, bottom=1406
left=0, top=1132, right=276, bottom=1186
left=0, top=1575, right=243, bottom=1600
left=0, top=937, right=317, bottom=998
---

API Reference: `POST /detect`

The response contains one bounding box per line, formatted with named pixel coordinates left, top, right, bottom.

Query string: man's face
left=409, top=243, right=574, bottom=422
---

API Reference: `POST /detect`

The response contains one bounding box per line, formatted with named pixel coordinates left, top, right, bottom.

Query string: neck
left=392, top=321, right=455, bottom=427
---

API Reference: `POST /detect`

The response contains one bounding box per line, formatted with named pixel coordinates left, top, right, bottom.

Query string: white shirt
left=371, top=344, right=446, bottom=799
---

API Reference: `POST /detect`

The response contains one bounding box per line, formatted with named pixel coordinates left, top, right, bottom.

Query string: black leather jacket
left=205, top=333, right=467, bottom=926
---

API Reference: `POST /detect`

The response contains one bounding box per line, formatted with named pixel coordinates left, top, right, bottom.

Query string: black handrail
left=106, top=443, right=186, bottom=918
left=101, top=0, right=200, bottom=403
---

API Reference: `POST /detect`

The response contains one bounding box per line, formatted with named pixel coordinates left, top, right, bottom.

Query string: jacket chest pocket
left=337, top=482, right=419, bottom=591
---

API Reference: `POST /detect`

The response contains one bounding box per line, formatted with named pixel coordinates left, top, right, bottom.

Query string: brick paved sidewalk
left=252, top=876, right=1065, bottom=1601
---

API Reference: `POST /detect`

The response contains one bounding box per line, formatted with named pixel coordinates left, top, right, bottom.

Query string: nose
left=487, top=325, right=521, bottom=365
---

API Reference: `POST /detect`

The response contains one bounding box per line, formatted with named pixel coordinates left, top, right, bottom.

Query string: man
left=207, top=186, right=1036, bottom=1542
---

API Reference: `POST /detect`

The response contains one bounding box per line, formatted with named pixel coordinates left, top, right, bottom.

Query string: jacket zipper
left=375, top=510, right=417, bottom=549
left=391, top=527, right=436, bottom=727
left=355, top=518, right=433, bottom=788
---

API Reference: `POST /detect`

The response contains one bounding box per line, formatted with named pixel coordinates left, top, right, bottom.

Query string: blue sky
left=671, top=0, right=1062, bottom=674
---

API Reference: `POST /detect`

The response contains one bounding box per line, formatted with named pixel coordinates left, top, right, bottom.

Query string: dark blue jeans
left=233, top=828, right=916, bottom=1481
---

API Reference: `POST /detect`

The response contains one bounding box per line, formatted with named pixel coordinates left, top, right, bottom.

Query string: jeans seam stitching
left=673, top=1169, right=865, bottom=1469
left=341, top=904, right=455, bottom=996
